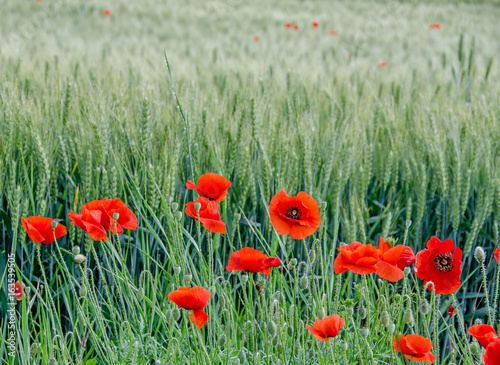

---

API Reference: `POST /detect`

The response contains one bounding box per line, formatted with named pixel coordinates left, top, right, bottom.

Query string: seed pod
left=241, top=274, right=249, bottom=285
left=173, top=266, right=181, bottom=276
left=358, top=306, right=367, bottom=320
left=72, top=246, right=81, bottom=255
left=194, top=202, right=202, bottom=212
left=113, top=212, right=120, bottom=221
left=170, top=202, right=179, bottom=212
left=386, top=323, right=396, bottom=334
left=299, top=276, right=309, bottom=290
left=172, top=308, right=181, bottom=321
left=380, top=311, right=390, bottom=326
left=474, top=247, right=486, bottom=263
left=74, top=254, right=87, bottom=264
left=79, top=285, right=87, bottom=298
left=218, top=334, right=227, bottom=347
left=359, top=327, right=369, bottom=338
left=24, top=286, right=31, bottom=296
left=51, top=221, right=58, bottom=229
left=290, top=258, right=298, bottom=267
left=184, top=273, right=192, bottom=284
left=340, top=341, right=348, bottom=352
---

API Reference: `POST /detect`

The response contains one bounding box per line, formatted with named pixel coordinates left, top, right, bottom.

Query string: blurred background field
left=1, top=0, right=500, bottom=363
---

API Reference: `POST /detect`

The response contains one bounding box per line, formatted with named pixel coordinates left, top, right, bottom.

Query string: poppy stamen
left=434, top=253, right=454, bottom=272
left=286, top=206, right=302, bottom=220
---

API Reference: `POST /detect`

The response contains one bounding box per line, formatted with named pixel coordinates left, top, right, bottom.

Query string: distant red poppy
left=37, top=0, right=43, bottom=3
left=429, top=23, right=441, bottom=29
left=21, top=217, right=67, bottom=245
left=394, top=334, right=436, bottom=363
left=185, top=197, right=226, bottom=234
left=269, top=190, right=321, bottom=240
left=103, top=9, right=111, bottom=16
left=226, top=247, right=281, bottom=278
left=484, top=340, right=500, bottom=365
left=69, top=199, right=137, bottom=242
left=447, top=306, right=455, bottom=318
left=253, top=36, right=259, bottom=42
left=14, top=281, right=25, bottom=301
left=294, top=25, right=300, bottom=31
left=168, top=286, right=210, bottom=329
left=311, top=21, right=319, bottom=28
left=494, top=247, right=500, bottom=263
left=378, top=62, right=388, bottom=67
left=186, top=173, right=231, bottom=202
left=306, top=314, right=345, bottom=342
left=468, top=325, right=498, bottom=349
left=375, top=237, right=416, bottom=282
left=334, top=242, right=382, bottom=275
left=285, top=23, right=293, bottom=28
left=414, top=236, right=462, bottom=295
left=329, top=30, right=337, bottom=35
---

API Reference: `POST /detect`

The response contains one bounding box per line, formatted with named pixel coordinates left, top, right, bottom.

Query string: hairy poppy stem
left=492, top=262, right=500, bottom=326
left=480, top=261, right=492, bottom=324
left=451, top=294, right=474, bottom=362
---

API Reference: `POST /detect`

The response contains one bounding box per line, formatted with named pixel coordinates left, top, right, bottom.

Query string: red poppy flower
left=329, top=30, right=337, bottom=35
left=226, top=247, right=281, bottom=278
left=394, top=334, right=436, bottom=363
left=186, top=173, right=231, bottom=202
left=484, top=339, right=500, bottom=365
left=375, top=237, right=416, bottom=282
left=494, top=247, right=500, bottom=263
left=378, top=61, right=388, bottom=67
left=429, top=23, right=441, bottom=29
left=294, top=25, right=300, bottom=31
left=414, top=236, right=462, bottom=295
left=306, top=314, right=345, bottom=342
left=21, top=217, right=67, bottom=245
left=185, top=197, right=226, bottom=234
left=311, top=21, right=319, bottom=28
left=334, top=242, right=382, bottom=275
left=285, top=23, right=293, bottom=28
left=269, top=190, right=320, bottom=240
left=69, top=199, right=137, bottom=242
left=168, top=286, right=210, bottom=329
left=14, top=281, right=25, bottom=301
left=468, top=325, right=498, bottom=349
left=447, top=306, right=455, bottom=318
left=253, top=36, right=259, bottom=42
left=103, top=9, right=111, bottom=16
left=37, top=0, right=43, bottom=3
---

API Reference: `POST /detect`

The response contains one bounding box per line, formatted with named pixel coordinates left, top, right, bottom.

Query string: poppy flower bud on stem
left=386, top=323, right=395, bottom=334
left=381, top=311, right=390, bottom=326
left=72, top=246, right=80, bottom=255
left=166, top=196, right=173, bottom=205
left=360, top=327, right=370, bottom=338
left=113, top=212, right=119, bottom=221
left=317, top=307, right=326, bottom=320
left=209, top=286, right=216, bottom=297
left=137, top=288, right=145, bottom=301
left=404, top=308, right=414, bottom=326
left=234, top=213, right=241, bottom=222
left=290, top=258, right=298, bottom=267
left=308, top=248, right=316, bottom=265
left=474, top=246, right=486, bottom=263
left=358, top=306, right=367, bottom=320
left=184, top=273, right=192, bottom=284
left=218, top=334, right=227, bottom=347
left=403, top=267, right=411, bottom=276
left=271, top=336, right=279, bottom=346
left=321, top=201, right=327, bottom=210
left=175, top=211, right=182, bottom=221
left=51, top=221, right=58, bottom=229
left=268, top=321, right=277, bottom=336
left=24, top=286, right=31, bottom=296
left=79, top=285, right=87, bottom=297
left=173, top=266, right=181, bottom=276
left=406, top=219, right=412, bottom=228
left=340, top=341, right=348, bottom=352
left=346, top=307, right=354, bottom=317
left=172, top=308, right=181, bottom=321
left=299, top=275, right=309, bottom=289
left=74, top=254, right=87, bottom=264
left=241, top=274, right=249, bottom=285
left=419, top=299, right=430, bottom=315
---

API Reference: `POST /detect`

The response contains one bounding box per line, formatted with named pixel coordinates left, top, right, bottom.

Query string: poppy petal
left=190, top=309, right=209, bottom=329
left=376, top=260, right=404, bottom=282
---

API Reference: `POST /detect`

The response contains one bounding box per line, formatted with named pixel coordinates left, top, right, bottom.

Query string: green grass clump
left=1, top=0, right=500, bottom=364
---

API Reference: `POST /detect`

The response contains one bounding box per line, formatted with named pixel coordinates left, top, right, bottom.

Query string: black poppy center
left=286, top=206, right=302, bottom=220
left=434, top=253, right=454, bottom=272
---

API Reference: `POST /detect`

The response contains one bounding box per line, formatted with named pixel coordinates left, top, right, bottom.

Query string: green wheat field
left=2, top=0, right=500, bottom=364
